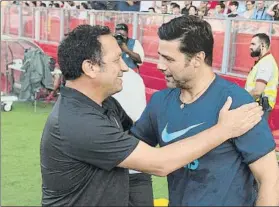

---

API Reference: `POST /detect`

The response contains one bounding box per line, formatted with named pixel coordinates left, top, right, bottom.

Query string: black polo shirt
left=40, top=86, right=139, bottom=206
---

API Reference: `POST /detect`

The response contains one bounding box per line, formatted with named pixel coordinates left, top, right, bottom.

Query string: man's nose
left=120, top=58, right=129, bottom=72
left=157, top=62, right=167, bottom=71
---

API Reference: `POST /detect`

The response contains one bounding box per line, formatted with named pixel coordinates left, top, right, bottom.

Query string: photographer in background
left=115, top=23, right=144, bottom=73
left=245, top=33, right=279, bottom=120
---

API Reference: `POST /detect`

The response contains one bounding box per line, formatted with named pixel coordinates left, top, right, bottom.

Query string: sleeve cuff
left=246, top=143, right=276, bottom=165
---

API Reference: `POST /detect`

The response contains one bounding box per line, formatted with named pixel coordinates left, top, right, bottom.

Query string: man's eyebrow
left=158, top=52, right=175, bottom=61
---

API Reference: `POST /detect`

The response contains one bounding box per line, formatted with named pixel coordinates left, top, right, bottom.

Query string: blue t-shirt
left=131, top=75, right=275, bottom=206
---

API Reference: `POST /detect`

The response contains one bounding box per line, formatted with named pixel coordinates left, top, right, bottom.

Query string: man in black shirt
left=40, top=25, right=263, bottom=206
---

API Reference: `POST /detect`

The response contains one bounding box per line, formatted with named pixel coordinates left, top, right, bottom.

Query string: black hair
left=58, top=25, right=111, bottom=80
left=40, top=3, right=47, bottom=7
left=253, top=33, right=270, bottom=48
left=158, top=15, right=214, bottom=66
left=81, top=2, right=89, bottom=9
left=230, top=1, right=239, bottom=8
left=53, top=3, right=60, bottom=8
left=115, top=23, right=128, bottom=32
left=148, top=7, right=155, bottom=12
left=189, top=5, right=197, bottom=13
left=31, top=1, right=37, bottom=6
left=172, top=4, right=180, bottom=10
left=246, top=1, right=255, bottom=5
left=217, top=1, right=226, bottom=9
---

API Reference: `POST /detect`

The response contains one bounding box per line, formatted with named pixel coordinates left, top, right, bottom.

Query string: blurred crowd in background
left=5, top=1, right=279, bottom=21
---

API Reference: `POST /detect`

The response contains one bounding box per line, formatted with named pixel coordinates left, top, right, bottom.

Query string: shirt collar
left=254, top=51, right=271, bottom=66
left=60, top=86, right=108, bottom=114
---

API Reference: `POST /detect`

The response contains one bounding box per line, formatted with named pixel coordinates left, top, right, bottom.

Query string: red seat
left=70, top=18, right=88, bottom=31
left=48, top=18, right=61, bottom=42
left=212, top=32, right=225, bottom=70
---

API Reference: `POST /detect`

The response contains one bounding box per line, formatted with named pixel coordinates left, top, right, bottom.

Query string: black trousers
left=129, top=173, right=154, bottom=206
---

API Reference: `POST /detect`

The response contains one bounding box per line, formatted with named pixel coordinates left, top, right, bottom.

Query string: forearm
left=250, top=90, right=261, bottom=100
left=124, top=49, right=142, bottom=64
left=153, top=124, right=228, bottom=176
left=256, top=181, right=279, bottom=206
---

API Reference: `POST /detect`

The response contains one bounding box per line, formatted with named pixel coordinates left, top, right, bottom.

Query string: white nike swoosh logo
left=162, top=123, right=205, bottom=143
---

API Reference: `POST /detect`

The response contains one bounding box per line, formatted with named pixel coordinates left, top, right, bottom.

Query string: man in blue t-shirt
left=131, top=16, right=279, bottom=206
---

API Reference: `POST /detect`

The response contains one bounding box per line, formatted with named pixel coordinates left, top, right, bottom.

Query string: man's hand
left=217, top=96, right=263, bottom=139
left=126, top=0, right=134, bottom=6
left=120, top=42, right=142, bottom=64
left=120, top=43, right=129, bottom=53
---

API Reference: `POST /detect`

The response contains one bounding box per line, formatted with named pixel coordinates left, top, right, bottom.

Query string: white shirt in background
left=113, top=69, right=146, bottom=121
left=113, top=68, right=146, bottom=174
left=140, top=1, right=154, bottom=12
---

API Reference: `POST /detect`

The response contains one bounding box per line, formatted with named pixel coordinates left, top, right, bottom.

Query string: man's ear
left=192, top=51, right=206, bottom=67
left=81, top=60, right=100, bottom=79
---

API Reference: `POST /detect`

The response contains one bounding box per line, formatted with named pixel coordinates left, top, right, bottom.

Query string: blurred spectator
left=88, top=1, right=117, bottom=11
left=198, top=8, right=207, bottom=19
left=63, top=1, right=75, bottom=9
left=267, top=1, right=279, bottom=20
left=237, top=1, right=247, bottom=14
left=172, top=3, right=181, bottom=15
left=148, top=7, right=155, bottom=13
left=76, top=2, right=88, bottom=19
left=215, top=1, right=226, bottom=17
left=140, top=1, right=155, bottom=12
left=117, top=1, right=140, bottom=11
left=161, top=4, right=168, bottom=14
left=181, top=1, right=192, bottom=16
left=189, top=5, right=197, bottom=16
left=199, top=1, right=209, bottom=10
left=40, top=2, right=46, bottom=7
left=228, top=1, right=239, bottom=17
left=207, top=9, right=215, bottom=17
left=53, top=3, right=60, bottom=8
left=80, top=2, right=89, bottom=10
left=243, top=1, right=256, bottom=19
left=114, top=23, right=144, bottom=73
left=252, top=1, right=273, bottom=20
left=169, top=2, right=177, bottom=14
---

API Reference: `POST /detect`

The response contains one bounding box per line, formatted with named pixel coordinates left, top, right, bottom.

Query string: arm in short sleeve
left=228, top=86, right=276, bottom=164
left=62, top=113, right=139, bottom=171
left=255, top=60, right=273, bottom=84
left=133, top=40, right=145, bottom=65
left=130, top=92, right=159, bottom=147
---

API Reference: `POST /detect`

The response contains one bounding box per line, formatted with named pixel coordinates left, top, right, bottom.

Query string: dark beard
left=250, top=49, right=261, bottom=57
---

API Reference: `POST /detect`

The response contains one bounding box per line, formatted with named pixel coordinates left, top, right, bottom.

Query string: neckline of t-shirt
left=176, top=74, right=219, bottom=108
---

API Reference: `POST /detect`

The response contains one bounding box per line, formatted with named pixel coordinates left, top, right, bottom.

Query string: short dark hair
left=53, top=3, right=60, bottom=8
left=81, top=2, right=89, bottom=9
left=172, top=3, right=180, bottom=10
left=158, top=15, right=214, bottom=66
left=148, top=7, right=155, bottom=12
left=217, top=2, right=226, bottom=9
left=115, top=23, right=128, bottom=32
left=246, top=1, right=255, bottom=5
left=189, top=5, right=197, bottom=12
left=253, top=33, right=270, bottom=48
left=58, top=25, right=111, bottom=80
left=230, top=1, right=239, bottom=8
